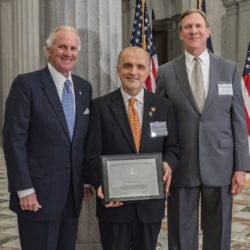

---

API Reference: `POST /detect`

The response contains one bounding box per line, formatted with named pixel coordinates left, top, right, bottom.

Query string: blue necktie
left=62, top=80, right=75, bottom=139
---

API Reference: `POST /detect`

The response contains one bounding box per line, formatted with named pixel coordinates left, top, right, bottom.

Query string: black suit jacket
left=3, top=67, right=92, bottom=221
left=85, top=89, right=179, bottom=223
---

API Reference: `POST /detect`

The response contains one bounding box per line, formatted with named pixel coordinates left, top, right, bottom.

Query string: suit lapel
left=109, top=89, right=136, bottom=152
left=140, top=91, right=154, bottom=152
left=174, top=55, right=200, bottom=113
left=202, top=54, right=220, bottom=113
left=41, top=67, right=70, bottom=140
left=72, top=77, right=90, bottom=141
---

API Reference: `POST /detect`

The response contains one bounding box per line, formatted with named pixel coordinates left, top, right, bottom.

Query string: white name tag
left=150, top=121, right=168, bottom=137
left=218, top=82, right=233, bottom=96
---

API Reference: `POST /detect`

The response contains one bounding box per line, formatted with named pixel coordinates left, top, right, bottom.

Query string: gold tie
left=191, top=57, right=205, bottom=112
left=128, top=97, right=141, bottom=154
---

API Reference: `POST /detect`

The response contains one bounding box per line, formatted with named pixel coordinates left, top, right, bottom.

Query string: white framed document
left=100, top=153, right=164, bottom=202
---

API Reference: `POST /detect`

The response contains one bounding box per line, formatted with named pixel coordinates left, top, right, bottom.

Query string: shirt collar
left=48, top=63, right=73, bottom=85
left=185, top=49, right=209, bottom=65
left=120, top=87, right=144, bottom=104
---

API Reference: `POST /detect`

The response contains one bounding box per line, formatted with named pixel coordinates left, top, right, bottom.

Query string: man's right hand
left=19, top=192, right=42, bottom=212
left=97, top=186, right=123, bottom=208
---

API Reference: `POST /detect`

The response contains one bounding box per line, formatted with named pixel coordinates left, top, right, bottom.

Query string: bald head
left=117, top=46, right=150, bottom=96
left=118, top=47, right=150, bottom=67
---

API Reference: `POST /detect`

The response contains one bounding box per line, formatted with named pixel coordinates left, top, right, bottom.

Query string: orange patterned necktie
left=128, top=97, right=141, bottom=154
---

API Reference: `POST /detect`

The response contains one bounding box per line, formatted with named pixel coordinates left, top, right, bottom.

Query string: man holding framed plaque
left=85, top=46, right=179, bottom=250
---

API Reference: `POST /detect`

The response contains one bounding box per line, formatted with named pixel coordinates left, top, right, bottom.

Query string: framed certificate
left=100, top=153, right=164, bottom=202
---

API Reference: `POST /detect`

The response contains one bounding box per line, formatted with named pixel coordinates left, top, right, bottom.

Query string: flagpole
left=197, top=0, right=202, bottom=10
left=141, top=0, right=146, bottom=50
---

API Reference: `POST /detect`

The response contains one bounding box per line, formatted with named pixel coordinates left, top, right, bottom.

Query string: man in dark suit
left=85, top=46, right=179, bottom=250
left=3, top=26, right=92, bottom=250
left=156, top=9, right=250, bottom=250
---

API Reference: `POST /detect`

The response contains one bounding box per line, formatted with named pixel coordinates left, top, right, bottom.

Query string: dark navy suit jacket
left=3, top=66, right=92, bottom=221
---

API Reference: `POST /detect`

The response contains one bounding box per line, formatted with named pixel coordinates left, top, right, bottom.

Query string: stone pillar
left=237, top=0, right=250, bottom=72
left=0, top=0, right=40, bottom=136
left=42, top=1, right=122, bottom=249
left=221, top=0, right=239, bottom=61
left=43, top=0, right=122, bottom=98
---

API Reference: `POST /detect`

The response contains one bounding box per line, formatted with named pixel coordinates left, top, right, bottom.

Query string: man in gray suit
left=156, top=9, right=250, bottom=250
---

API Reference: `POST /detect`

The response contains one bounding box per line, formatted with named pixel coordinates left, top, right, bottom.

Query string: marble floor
left=0, top=147, right=250, bottom=249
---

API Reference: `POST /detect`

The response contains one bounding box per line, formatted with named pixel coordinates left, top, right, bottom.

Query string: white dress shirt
left=120, top=87, right=144, bottom=126
left=185, top=49, right=210, bottom=98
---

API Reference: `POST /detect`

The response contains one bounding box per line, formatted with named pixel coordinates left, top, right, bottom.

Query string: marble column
left=222, top=0, right=250, bottom=71
left=42, top=1, right=122, bottom=249
left=221, top=0, right=239, bottom=62
left=237, top=0, right=250, bottom=72
left=43, top=0, right=122, bottom=98
left=0, top=0, right=40, bottom=135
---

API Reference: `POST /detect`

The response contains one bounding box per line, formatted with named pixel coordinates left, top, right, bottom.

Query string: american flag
left=242, top=42, right=250, bottom=154
left=130, top=0, right=158, bottom=92
left=197, top=0, right=214, bottom=53
left=242, top=42, right=250, bottom=182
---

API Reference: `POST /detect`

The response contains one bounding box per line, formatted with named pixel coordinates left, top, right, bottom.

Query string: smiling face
left=47, top=29, right=80, bottom=77
left=117, top=47, right=150, bottom=96
left=179, top=12, right=210, bottom=56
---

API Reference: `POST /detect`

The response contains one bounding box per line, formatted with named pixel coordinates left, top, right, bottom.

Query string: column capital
left=221, top=0, right=237, bottom=7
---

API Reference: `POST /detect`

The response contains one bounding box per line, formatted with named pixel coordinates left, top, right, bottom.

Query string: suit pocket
left=219, top=137, right=233, bottom=148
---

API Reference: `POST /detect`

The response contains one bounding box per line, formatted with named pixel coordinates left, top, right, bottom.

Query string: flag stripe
left=130, top=0, right=158, bottom=92
left=242, top=42, right=250, bottom=157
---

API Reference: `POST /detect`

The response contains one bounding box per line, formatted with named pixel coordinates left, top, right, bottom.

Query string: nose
left=129, top=66, right=137, bottom=75
left=63, top=47, right=72, bottom=56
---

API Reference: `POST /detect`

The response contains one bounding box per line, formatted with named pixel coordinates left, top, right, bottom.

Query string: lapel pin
left=149, top=106, right=156, bottom=116
left=79, top=91, right=82, bottom=95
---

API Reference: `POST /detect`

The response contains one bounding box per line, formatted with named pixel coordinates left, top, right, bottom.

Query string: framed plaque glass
left=100, top=153, right=164, bottom=202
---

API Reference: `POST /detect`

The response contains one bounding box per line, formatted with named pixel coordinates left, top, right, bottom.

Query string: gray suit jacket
left=156, top=53, right=250, bottom=187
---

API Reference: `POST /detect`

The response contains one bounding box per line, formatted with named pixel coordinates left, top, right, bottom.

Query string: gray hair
left=44, top=26, right=81, bottom=58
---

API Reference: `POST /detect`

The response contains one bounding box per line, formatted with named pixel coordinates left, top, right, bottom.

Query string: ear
left=206, top=28, right=211, bottom=39
left=179, top=32, right=183, bottom=41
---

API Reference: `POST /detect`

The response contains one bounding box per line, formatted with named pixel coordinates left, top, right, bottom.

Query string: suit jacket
left=156, top=53, right=250, bottom=187
left=3, top=67, right=92, bottom=221
left=85, top=89, right=179, bottom=223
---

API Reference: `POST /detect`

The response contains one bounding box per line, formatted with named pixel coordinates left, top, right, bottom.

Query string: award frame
left=100, top=153, right=164, bottom=202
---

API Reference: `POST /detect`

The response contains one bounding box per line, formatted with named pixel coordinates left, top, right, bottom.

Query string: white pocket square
left=83, top=108, right=90, bottom=115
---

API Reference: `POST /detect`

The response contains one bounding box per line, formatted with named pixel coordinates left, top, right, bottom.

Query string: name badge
left=150, top=121, right=168, bottom=137
left=218, top=82, right=233, bottom=96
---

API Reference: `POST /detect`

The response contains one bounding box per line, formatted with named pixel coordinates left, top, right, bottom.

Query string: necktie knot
left=193, top=57, right=199, bottom=62
left=64, top=80, right=71, bottom=92
left=129, top=97, right=136, bottom=106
